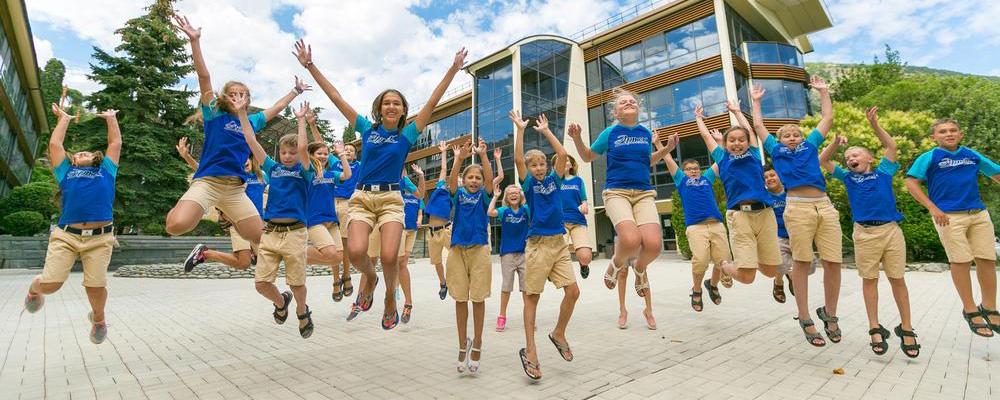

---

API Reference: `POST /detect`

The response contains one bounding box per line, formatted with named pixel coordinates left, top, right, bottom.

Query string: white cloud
left=25, top=0, right=145, bottom=50
left=64, top=66, right=103, bottom=95
left=989, top=69, right=1000, bottom=77
left=33, top=37, right=53, bottom=65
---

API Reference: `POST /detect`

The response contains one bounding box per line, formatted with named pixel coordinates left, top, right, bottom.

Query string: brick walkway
left=0, top=257, right=996, bottom=399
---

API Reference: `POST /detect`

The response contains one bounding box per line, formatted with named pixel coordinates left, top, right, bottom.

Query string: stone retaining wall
left=0, top=235, right=232, bottom=270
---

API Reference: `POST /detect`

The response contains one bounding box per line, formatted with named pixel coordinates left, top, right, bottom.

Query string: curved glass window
left=755, top=79, right=809, bottom=119
left=746, top=42, right=804, bottom=67
left=520, top=40, right=571, bottom=153
left=415, top=108, right=471, bottom=150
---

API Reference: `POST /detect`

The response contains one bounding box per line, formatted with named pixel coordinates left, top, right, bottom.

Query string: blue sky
left=24, top=0, right=1000, bottom=126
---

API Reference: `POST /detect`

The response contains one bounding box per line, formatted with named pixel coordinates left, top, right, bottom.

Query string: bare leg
left=456, top=301, right=469, bottom=363
left=307, top=245, right=340, bottom=267
left=434, top=262, right=446, bottom=285
left=522, top=293, right=541, bottom=377
left=399, top=254, right=413, bottom=306
left=471, top=301, right=485, bottom=361
left=617, top=268, right=628, bottom=324
left=862, top=278, right=880, bottom=336
left=791, top=260, right=813, bottom=320
left=232, top=215, right=264, bottom=246
left=975, top=258, right=998, bottom=318
left=822, top=260, right=842, bottom=329
left=165, top=200, right=205, bottom=236
left=576, top=247, right=593, bottom=272
left=84, top=287, right=108, bottom=323
left=290, top=284, right=308, bottom=329
left=203, top=249, right=252, bottom=270
left=345, top=221, right=377, bottom=298
left=549, top=283, right=580, bottom=345
left=610, top=221, right=640, bottom=279
left=254, top=282, right=285, bottom=308
left=887, top=277, right=912, bottom=330
left=30, top=278, right=64, bottom=295
left=499, top=291, right=511, bottom=317
left=379, top=222, right=405, bottom=315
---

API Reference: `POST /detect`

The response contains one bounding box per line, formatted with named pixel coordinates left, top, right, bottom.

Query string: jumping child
left=304, top=119, right=353, bottom=302
left=398, top=165, right=426, bottom=324
left=489, top=180, right=530, bottom=332
left=555, top=155, right=593, bottom=280
left=425, top=141, right=455, bottom=300
left=24, top=104, right=121, bottom=344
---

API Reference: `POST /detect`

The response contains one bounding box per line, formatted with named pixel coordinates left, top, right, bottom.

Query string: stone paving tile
left=1, top=256, right=997, bottom=399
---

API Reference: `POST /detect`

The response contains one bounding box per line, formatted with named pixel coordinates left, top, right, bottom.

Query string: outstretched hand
left=493, top=176, right=503, bottom=194
left=725, top=99, right=741, bottom=112
left=411, top=163, right=424, bottom=176
left=533, top=113, right=550, bottom=133
left=751, top=84, right=765, bottom=100
left=810, top=75, right=829, bottom=91
left=508, top=110, right=529, bottom=130
left=453, top=141, right=472, bottom=160
left=438, top=141, right=449, bottom=153
left=294, top=101, right=311, bottom=119
left=293, top=39, right=313, bottom=67
left=475, top=139, right=487, bottom=155
left=305, top=108, right=317, bottom=124
left=833, top=134, right=848, bottom=148
left=294, top=76, right=313, bottom=94
left=865, top=106, right=879, bottom=126
left=171, top=15, right=201, bottom=40
left=665, top=134, right=679, bottom=152
left=230, top=93, right=250, bottom=115
left=51, top=103, right=71, bottom=120
left=332, top=141, right=346, bottom=156
left=493, top=147, right=502, bottom=160
left=709, top=128, right=724, bottom=145
left=452, top=47, right=469, bottom=71
left=567, top=123, right=582, bottom=142
left=694, top=104, right=704, bottom=119
left=96, top=109, right=118, bottom=119
left=176, top=137, right=191, bottom=157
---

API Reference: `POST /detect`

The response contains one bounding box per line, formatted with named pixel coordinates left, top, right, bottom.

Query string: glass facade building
left=0, top=1, right=49, bottom=196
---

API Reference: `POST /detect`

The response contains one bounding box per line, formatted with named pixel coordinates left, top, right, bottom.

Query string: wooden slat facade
left=651, top=113, right=731, bottom=142
left=582, top=0, right=715, bottom=62
left=732, top=54, right=749, bottom=76
left=761, top=118, right=803, bottom=132
left=749, top=64, right=808, bottom=82
left=586, top=55, right=723, bottom=108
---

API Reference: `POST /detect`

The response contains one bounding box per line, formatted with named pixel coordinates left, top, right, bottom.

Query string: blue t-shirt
left=331, top=161, right=360, bottom=199
left=763, top=129, right=827, bottom=192
left=306, top=166, right=342, bottom=227
left=54, top=158, right=118, bottom=225
left=559, top=175, right=588, bottom=226
left=193, top=102, right=266, bottom=181
left=769, top=190, right=788, bottom=238
left=450, top=187, right=489, bottom=246
left=244, top=172, right=266, bottom=216
left=403, top=193, right=423, bottom=231
left=355, top=115, right=419, bottom=186
left=497, top=205, right=530, bottom=255
left=400, top=175, right=418, bottom=195
left=425, top=180, right=453, bottom=220
left=591, top=124, right=654, bottom=191
left=262, top=156, right=314, bottom=222
left=832, top=157, right=903, bottom=223
left=906, top=146, right=1000, bottom=212
left=674, top=168, right=723, bottom=226
left=711, top=147, right=771, bottom=209
left=521, top=172, right=566, bottom=237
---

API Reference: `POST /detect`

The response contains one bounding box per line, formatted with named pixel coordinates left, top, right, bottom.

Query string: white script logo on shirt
left=66, top=169, right=104, bottom=180
left=614, top=135, right=649, bottom=147
left=367, top=134, right=399, bottom=145
left=271, top=168, right=302, bottom=179
left=223, top=120, right=244, bottom=133
left=533, top=181, right=557, bottom=195
left=937, top=157, right=976, bottom=169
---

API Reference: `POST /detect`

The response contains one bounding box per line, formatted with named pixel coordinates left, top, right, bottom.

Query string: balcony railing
left=745, top=42, right=804, bottom=68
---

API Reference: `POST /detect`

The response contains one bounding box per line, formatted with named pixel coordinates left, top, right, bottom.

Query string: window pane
left=586, top=60, right=601, bottom=95
left=758, top=79, right=787, bottom=118
left=691, top=15, right=719, bottom=49
left=778, top=44, right=801, bottom=67
left=672, top=78, right=699, bottom=113
left=643, top=35, right=666, bottom=57
left=621, top=43, right=642, bottom=65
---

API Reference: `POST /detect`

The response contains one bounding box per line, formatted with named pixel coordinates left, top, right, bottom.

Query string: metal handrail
left=569, top=0, right=679, bottom=41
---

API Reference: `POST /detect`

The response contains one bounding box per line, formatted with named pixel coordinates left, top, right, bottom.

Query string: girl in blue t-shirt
left=304, top=135, right=353, bottom=303
left=553, top=155, right=593, bottom=280
left=568, top=89, right=670, bottom=330
left=752, top=77, right=844, bottom=346
left=446, top=139, right=494, bottom=374
left=905, top=118, right=1000, bottom=339
left=166, top=16, right=309, bottom=247
left=175, top=137, right=265, bottom=272
left=25, top=104, right=121, bottom=345
left=489, top=181, right=530, bottom=333
left=295, top=39, right=467, bottom=330
left=242, top=100, right=323, bottom=339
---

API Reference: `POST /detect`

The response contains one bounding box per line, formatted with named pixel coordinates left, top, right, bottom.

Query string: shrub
left=0, top=182, right=57, bottom=220
left=671, top=189, right=691, bottom=259
left=141, top=222, right=167, bottom=236
left=1, top=211, right=50, bottom=236
left=897, top=195, right=946, bottom=262
left=185, top=219, right=224, bottom=237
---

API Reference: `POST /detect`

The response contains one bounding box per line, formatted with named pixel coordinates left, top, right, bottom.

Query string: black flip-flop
left=356, top=276, right=379, bottom=312
left=518, top=348, right=541, bottom=380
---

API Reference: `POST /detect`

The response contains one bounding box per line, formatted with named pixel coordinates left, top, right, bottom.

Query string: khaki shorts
left=446, top=245, right=492, bottom=302
left=308, top=223, right=342, bottom=250
left=41, top=228, right=116, bottom=287
left=367, top=228, right=410, bottom=258
left=854, top=222, right=907, bottom=279
left=401, top=230, right=417, bottom=256
left=783, top=197, right=843, bottom=263
left=725, top=208, right=782, bottom=269
left=230, top=227, right=252, bottom=252
left=934, top=210, right=996, bottom=263
left=349, top=190, right=404, bottom=230
left=335, top=198, right=352, bottom=233
left=686, top=220, right=731, bottom=274
left=255, top=228, right=308, bottom=286
left=602, top=189, right=659, bottom=227
left=778, top=237, right=818, bottom=275
left=564, top=223, right=594, bottom=251
left=427, top=225, right=452, bottom=265
left=180, top=176, right=259, bottom=223
left=500, top=253, right=526, bottom=292
left=524, top=235, right=575, bottom=294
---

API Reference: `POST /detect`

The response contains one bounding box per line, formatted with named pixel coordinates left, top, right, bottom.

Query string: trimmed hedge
left=2, top=211, right=49, bottom=236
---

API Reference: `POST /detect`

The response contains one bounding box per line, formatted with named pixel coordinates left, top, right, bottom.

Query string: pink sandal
left=496, top=315, right=507, bottom=332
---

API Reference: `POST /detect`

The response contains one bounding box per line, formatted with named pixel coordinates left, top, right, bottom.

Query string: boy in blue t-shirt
left=905, top=118, right=1000, bottom=338
left=512, top=110, right=580, bottom=380
left=822, top=107, right=920, bottom=357
left=657, top=134, right=730, bottom=313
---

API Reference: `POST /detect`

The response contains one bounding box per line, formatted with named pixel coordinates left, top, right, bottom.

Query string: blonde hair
left=845, top=146, right=872, bottom=157
left=551, top=154, right=578, bottom=175
left=372, top=89, right=409, bottom=131
left=610, top=87, right=640, bottom=108
left=462, top=163, right=484, bottom=179
left=216, top=81, right=251, bottom=114
left=930, top=118, right=960, bottom=135
left=503, top=183, right=525, bottom=207
left=524, top=149, right=547, bottom=165
left=776, top=124, right=802, bottom=138
left=307, top=141, right=329, bottom=174
left=278, top=134, right=298, bottom=149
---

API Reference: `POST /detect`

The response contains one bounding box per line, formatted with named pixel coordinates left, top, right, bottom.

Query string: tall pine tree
left=83, top=0, right=195, bottom=230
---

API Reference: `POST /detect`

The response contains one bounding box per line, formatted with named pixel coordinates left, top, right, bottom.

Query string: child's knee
left=564, top=284, right=581, bottom=300
left=617, top=231, right=641, bottom=250
left=38, top=281, right=64, bottom=294
left=887, top=277, right=906, bottom=286
left=254, top=281, right=272, bottom=293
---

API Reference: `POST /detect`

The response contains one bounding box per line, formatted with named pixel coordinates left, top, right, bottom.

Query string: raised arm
left=727, top=99, right=757, bottom=147
left=263, top=77, right=311, bottom=122
left=172, top=15, right=213, bottom=105
left=510, top=110, right=529, bottom=181
left=811, top=76, right=833, bottom=135
left=537, top=114, right=567, bottom=178
left=235, top=94, right=266, bottom=166
left=48, top=103, right=70, bottom=168
left=306, top=109, right=323, bottom=143
left=475, top=139, right=495, bottom=195
left=694, top=105, right=719, bottom=154
left=819, top=135, right=845, bottom=174
left=96, top=109, right=122, bottom=164
left=436, top=141, right=449, bottom=182
left=294, top=39, right=359, bottom=123
left=567, top=122, right=597, bottom=163
left=294, top=101, right=310, bottom=169
left=650, top=135, right=671, bottom=167
left=750, top=84, right=771, bottom=144
left=656, top=134, right=680, bottom=176
left=865, top=106, right=896, bottom=162
left=410, top=163, right=426, bottom=198
left=332, top=142, right=352, bottom=181
left=175, top=137, right=199, bottom=171
left=493, top=147, right=505, bottom=184
left=487, top=176, right=503, bottom=217
left=448, top=141, right=471, bottom=195
left=905, top=178, right=949, bottom=226
left=414, top=48, right=468, bottom=131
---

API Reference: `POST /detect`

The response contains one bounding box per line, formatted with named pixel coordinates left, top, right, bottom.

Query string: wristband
left=294, top=87, right=304, bottom=95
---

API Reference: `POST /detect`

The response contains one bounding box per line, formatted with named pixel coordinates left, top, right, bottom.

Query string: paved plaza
left=1, top=256, right=997, bottom=400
